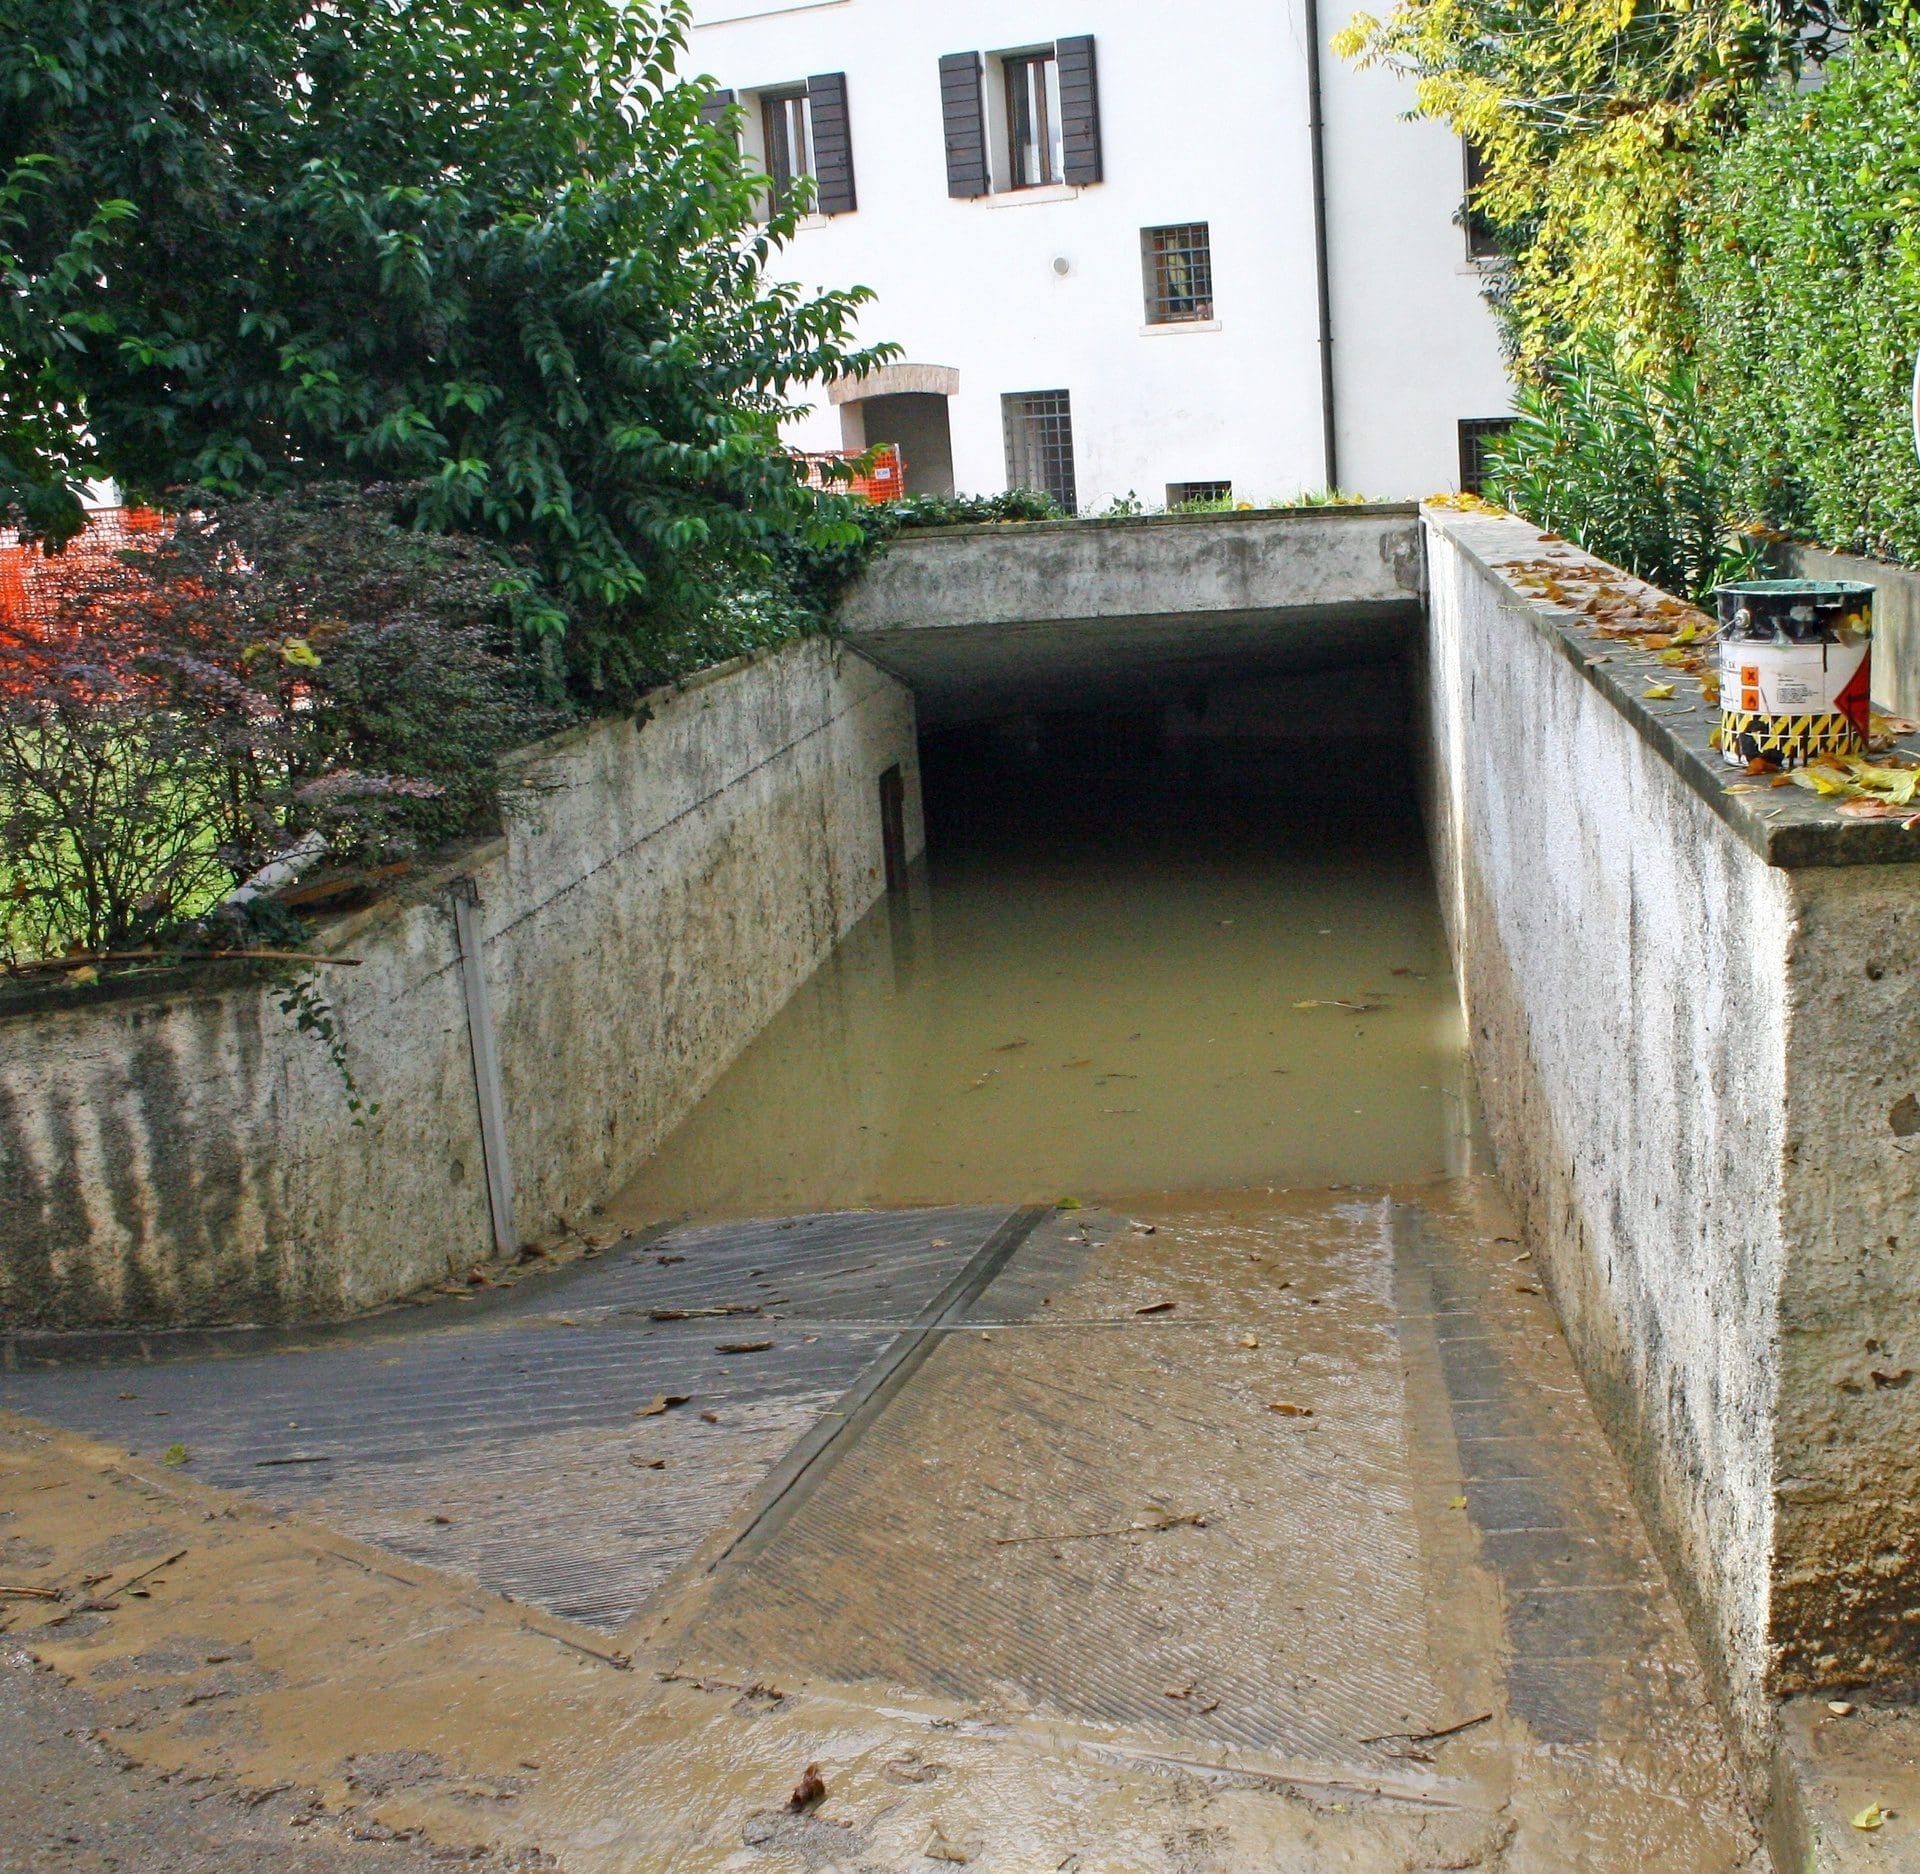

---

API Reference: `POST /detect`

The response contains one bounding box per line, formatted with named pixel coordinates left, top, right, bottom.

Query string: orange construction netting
left=0, top=506, right=168, bottom=629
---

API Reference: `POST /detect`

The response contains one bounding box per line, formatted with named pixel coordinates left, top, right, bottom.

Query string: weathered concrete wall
left=840, top=506, right=1424, bottom=722
left=0, top=640, right=922, bottom=1329
left=1424, top=508, right=1920, bottom=1773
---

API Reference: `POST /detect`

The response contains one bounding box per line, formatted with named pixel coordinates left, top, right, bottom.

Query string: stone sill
left=1426, top=504, right=1920, bottom=870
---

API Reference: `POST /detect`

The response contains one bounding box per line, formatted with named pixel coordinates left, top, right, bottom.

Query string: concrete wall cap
left=1424, top=504, right=1920, bottom=871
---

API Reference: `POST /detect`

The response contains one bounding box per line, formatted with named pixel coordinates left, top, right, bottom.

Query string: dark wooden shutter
left=698, top=88, right=736, bottom=132
left=1056, top=36, right=1102, bottom=185
left=807, top=72, right=856, bottom=214
left=939, top=51, right=989, bottom=198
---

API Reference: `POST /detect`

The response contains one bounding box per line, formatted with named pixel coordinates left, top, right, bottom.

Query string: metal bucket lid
left=1715, top=578, right=1874, bottom=639
left=1713, top=579, right=1875, bottom=601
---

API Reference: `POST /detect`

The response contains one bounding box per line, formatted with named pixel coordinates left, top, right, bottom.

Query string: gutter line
left=1303, top=0, right=1340, bottom=492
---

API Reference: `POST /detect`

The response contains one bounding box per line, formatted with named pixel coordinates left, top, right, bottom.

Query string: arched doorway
left=831, top=363, right=959, bottom=500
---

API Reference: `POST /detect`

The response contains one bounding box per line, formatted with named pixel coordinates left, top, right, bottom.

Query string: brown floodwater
left=610, top=716, right=1473, bottom=1222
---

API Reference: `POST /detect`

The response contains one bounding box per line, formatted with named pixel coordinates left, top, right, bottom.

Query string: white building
left=688, top=0, right=1513, bottom=512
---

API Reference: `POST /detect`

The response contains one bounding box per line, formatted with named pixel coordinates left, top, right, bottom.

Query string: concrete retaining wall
left=0, top=640, right=922, bottom=1330
left=1424, top=507, right=1920, bottom=1770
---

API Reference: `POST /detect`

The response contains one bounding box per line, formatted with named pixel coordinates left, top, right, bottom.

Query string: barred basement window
left=1003, top=390, right=1077, bottom=512
left=1168, top=481, right=1232, bottom=508
left=1142, top=223, right=1214, bottom=324
left=1457, top=417, right=1513, bottom=496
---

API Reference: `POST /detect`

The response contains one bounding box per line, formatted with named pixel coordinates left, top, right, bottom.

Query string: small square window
left=1168, top=481, right=1233, bottom=509
left=1003, top=390, right=1077, bottom=513
left=1458, top=418, right=1513, bottom=495
left=1142, top=224, right=1214, bottom=324
left=761, top=88, right=813, bottom=212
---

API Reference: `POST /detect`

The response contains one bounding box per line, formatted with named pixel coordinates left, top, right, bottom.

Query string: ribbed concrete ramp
left=677, top=1200, right=1446, bottom=1769
left=0, top=1207, right=1019, bottom=1629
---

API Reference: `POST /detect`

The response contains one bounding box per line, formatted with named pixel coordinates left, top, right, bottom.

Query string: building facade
left=689, top=0, right=1512, bottom=510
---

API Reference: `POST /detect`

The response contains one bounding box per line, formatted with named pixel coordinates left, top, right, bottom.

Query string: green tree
left=0, top=0, right=891, bottom=693
left=1483, top=349, right=1764, bottom=598
left=1335, top=0, right=1843, bottom=365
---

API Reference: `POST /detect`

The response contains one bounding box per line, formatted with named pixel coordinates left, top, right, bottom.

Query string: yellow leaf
left=1790, top=764, right=1855, bottom=798
left=1449, top=1495, right=1469, bottom=1510
left=1852, top=1803, right=1885, bottom=1831
left=279, top=637, right=322, bottom=669
left=1642, top=682, right=1675, bottom=701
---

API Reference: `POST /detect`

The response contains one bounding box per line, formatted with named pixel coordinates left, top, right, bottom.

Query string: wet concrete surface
left=1, top=1209, right=1027, bottom=1630
left=0, top=1183, right=1764, bottom=1870
left=0, top=731, right=1769, bottom=1866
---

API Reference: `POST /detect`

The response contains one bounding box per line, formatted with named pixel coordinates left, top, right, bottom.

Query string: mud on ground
left=0, top=1183, right=1765, bottom=1872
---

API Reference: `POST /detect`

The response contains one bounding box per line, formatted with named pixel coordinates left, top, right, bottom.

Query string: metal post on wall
left=450, top=877, right=517, bottom=1260
left=1304, top=0, right=1340, bottom=492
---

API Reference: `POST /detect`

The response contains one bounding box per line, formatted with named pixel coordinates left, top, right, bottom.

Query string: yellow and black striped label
left=1719, top=708, right=1865, bottom=766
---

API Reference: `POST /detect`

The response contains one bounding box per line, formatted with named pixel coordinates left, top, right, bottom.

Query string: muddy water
left=610, top=721, right=1471, bottom=1222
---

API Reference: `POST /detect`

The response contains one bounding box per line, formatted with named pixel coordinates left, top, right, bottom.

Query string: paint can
left=1715, top=578, right=1874, bottom=768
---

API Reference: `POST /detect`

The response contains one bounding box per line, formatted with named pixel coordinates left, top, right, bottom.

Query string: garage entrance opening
left=611, top=677, right=1471, bottom=1222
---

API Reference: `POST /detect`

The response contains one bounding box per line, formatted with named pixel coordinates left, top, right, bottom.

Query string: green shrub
left=1687, top=38, right=1920, bottom=564
left=0, top=485, right=557, bottom=962
left=1485, top=348, right=1765, bottom=600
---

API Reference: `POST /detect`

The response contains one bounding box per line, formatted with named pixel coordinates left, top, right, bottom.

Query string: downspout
left=1303, top=0, right=1340, bottom=492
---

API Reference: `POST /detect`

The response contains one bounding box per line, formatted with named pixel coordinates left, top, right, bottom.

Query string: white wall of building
left=689, top=0, right=1511, bottom=507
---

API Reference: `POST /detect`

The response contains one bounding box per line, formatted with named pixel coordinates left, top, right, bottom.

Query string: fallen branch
left=75, top=1547, right=189, bottom=1611
left=994, top=1509, right=1207, bottom=1547
left=527, top=1625, right=631, bottom=1671
left=1359, top=1711, right=1492, bottom=1747
left=0, top=1585, right=61, bottom=1600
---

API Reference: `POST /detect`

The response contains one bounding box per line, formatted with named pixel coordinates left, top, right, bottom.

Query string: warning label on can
left=1719, top=638, right=1870, bottom=766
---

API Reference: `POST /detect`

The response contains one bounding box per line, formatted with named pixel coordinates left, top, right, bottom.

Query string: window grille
left=1003, top=390, right=1077, bottom=513
left=762, top=89, right=813, bottom=211
left=1457, top=418, right=1513, bottom=496
left=1142, top=224, right=1214, bottom=323
left=1168, top=482, right=1232, bottom=508
left=1004, top=52, right=1064, bottom=188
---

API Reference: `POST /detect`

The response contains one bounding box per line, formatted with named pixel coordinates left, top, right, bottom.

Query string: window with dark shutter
left=1004, top=51, right=1064, bottom=187
left=1055, top=35, right=1102, bottom=186
left=939, top=52, right=989, bottom=198
left=807, top=72, right=856, bottom=215
left=761, top=88, right=813, bottom=214
left=698, top=88, right=736, bottom=132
